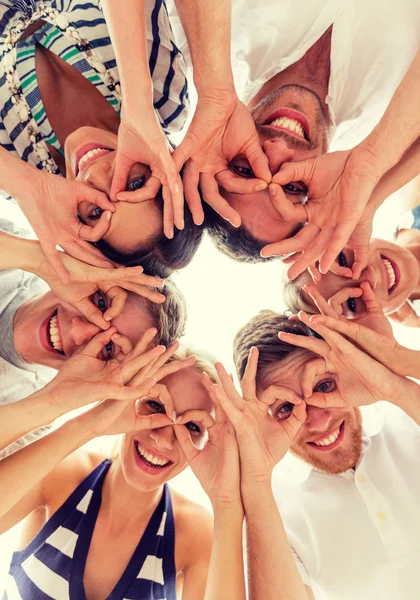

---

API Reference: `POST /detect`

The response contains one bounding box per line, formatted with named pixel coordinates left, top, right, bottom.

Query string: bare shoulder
left=42, top=449, right=106, bottom=513
left=170, top=488, right=213, bottom=569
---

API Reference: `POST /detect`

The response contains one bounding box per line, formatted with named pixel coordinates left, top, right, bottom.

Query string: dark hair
left=94, top=189, right=204, bottom=278
left=204, top=203, right=303, bottom=264
left=233, top=310, right=321, bottom=384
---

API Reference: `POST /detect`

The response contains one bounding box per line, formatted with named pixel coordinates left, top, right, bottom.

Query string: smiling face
left=119, top=368, right=214, bottom=492
left=259, top=350, right=363, bottom=475
left=64, top=126, right=162, bottom=255
left=13, top=289, right=155, bottom=369
left=299, top=239, right=420, bottom=319
left=219, top=84, right=329, bottom=243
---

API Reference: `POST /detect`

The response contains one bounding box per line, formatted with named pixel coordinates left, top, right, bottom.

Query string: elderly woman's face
left=64, top=126, right=162, bottom=254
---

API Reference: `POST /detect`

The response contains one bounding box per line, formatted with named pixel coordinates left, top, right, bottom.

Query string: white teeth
left=48, top=315, right=63, bottom=352
left=382, top=258, right=396, bottom=291
left=77, top=147, right=111, bottom=172
left=313, top=427, right=340, bottom=447
left=135, top=443, right=170, bottom=467
left=268, top=117, right=305, bottom=139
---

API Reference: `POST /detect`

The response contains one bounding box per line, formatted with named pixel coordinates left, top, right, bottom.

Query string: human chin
left=369, top=239, right=420, bottom=314
left=290, top=408, right=362, bottom=475
left=14, top=292, right=67, bottom=370
left=64, top=126, right=118, bottom=180
left=120, top=431, right=187, bottom=492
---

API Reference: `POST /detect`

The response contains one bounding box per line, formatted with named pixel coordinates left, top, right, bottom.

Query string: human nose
left=149, top=425, right=175, bottom=450
left=262, top=138, right=295, bottom=174
left=70, top=316, right=102, bottom=347
left=358, top=264, right=379, bottom=292
left=83, top=159, right=113, bottom=196
left=305, top=405, right=335, bottom=432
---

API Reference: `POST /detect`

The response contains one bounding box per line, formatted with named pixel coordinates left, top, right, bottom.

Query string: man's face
left=65, top=126, right=162, bottom=255
left=13, top=290, right=155, bottom=369
left=221, top=84, right=329, bottom=244
left=259, top=349, right=363, bottom=475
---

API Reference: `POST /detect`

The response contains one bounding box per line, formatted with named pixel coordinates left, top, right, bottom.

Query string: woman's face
left=64, top=126, right=162, bottom=254
left=120, top=367, right=214, bottom=492
left=301, top=238, right=420, bottom=319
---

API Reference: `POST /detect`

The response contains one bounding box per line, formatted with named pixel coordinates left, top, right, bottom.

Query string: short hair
left=233, top=309, right=320, bottom=384
left=204, top=203, right=303, bottom=263
left=170, top=345, right=219, bottom=384
left=282, top=273, right=318, bottom=315
left=94, top=189, right=204, bottom=278
left=149, top=278, right=187, bottom=348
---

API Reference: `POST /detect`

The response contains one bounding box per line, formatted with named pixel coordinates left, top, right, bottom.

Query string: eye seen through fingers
left=269, top=400, right=295, bottom=421
left=314, top=379, right=336, bottom=394
left=91, top=291, right=116, bottom=361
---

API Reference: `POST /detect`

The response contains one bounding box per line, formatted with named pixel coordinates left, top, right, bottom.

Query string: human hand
left=279, top=311, right=413, bottom=409
left=37, top=252, right=165, bottom=329
left=261, top=146, right=384, bottom=279
left=18, top=170, right=115, bottom=282
left=110, top=108, right=183, bottom=239
left=306, top=285, right=420, bottom=380
left=45, top=327, right=166, bottom=417
left=210, top=351, right=306, bottom=487
left=174, top=371, right=241, bottom=508
left=173, top=91, right=271, bottom=227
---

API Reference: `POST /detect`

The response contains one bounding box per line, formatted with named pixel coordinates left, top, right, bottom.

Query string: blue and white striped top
left=0, top=0, right=189, bottom=174
left=3, top=459, right=177, bottom=600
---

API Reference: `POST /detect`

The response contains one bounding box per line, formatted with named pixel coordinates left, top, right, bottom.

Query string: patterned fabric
left=0, top=0, right=189, bottom=174
left=3, top=459, right=177, bottom=600
left=395, top=205, right=420, bottom=317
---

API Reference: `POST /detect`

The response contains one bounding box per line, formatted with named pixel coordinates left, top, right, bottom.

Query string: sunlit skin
left=65, top=126, right=162, bottom=254
left=258, top=350, right=363, bottom=475
left=13, top=289, right=155, bottom=369
left=118, top=368, right=214, bottom=493
left=298, top=238, right=420, bottom=319
left=221, top=84, right=330, bottom=243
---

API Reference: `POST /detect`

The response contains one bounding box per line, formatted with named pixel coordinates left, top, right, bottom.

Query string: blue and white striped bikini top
left=3, top=459, right=177, bottom=600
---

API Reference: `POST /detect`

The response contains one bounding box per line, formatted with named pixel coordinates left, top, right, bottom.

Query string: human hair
left=149, top=278, right=187, bottom=347
left=233, top=309, right=320, bottom=385
left=204, top=203, right=303, bottom=263
left=170, top=345, right=219, bottom=384
left=282, top=272, right=318, bottom=315
left=94, top=189, right=204, bottom=278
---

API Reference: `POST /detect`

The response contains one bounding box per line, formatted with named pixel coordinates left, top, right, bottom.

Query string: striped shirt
left=4, top=459, right=177, bottom=600
left=0, top=0, right=189, bottom=174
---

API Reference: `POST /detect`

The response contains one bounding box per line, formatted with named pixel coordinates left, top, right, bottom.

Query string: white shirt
left=169, top=0, right=420, bottom=150
left=272, top=403, right=420, bottom=599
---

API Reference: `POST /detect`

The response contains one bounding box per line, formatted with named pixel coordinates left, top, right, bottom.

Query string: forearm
left=0, top=145, right=42, bottom=202
left=204, top=503, right=246, bottom=600
left=0, top=228, right=45, bottom=273
left=100, top=0, right=153, bottom=112
left=242, top=481, right=308, bottom=600
left=361, top=51, right=420, bottom=173
left=173, top=0, right=234, bottom=94
left=391, top=378, right=420, bottom=425
left=0, top=416, right=93, bottom=521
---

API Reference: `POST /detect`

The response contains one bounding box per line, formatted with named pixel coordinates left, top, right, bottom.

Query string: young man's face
left=220, top=84, right=330, bottom=244
left=13, top=289, right=155, bottom=369
left=259, top=349, right=363, bottom=475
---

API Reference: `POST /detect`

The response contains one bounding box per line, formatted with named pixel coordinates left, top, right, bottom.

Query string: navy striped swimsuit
left=3, top=459, right=177, bottom=600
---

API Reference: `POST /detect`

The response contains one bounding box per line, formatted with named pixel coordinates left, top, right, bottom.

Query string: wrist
left=241, top=474, right=273, bottom=500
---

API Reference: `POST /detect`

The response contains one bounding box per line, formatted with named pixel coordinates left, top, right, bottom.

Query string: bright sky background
left=1, top=170, right=420, bottom=589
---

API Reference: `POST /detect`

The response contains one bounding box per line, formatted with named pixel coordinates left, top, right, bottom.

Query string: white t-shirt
left=272, top=402, right=420, bottom=600
left=169, top=0, right=420, bottom=150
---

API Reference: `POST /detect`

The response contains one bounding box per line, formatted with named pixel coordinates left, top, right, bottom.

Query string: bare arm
left=243, top=483, right=312, bottom=600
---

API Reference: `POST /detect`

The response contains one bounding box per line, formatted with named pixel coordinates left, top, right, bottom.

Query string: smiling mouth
left=75, top=144, right=113, bottom=176
left=134, top=441, right=173, bottom=470
left=46, top=311, right=64, bottom=354
left=381, top=254, right=399, bottom=294
left=308, top=421, right=345, bottom=451
left=263, top=109, right=309, bottom=141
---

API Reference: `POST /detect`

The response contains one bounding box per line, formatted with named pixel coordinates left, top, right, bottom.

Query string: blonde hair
left=282, top=271, right=318, bottom=316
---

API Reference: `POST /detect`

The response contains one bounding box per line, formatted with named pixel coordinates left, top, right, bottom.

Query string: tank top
left=395, top=205, right=420, bottom=317
left=3, top=459, right=177, bottom=600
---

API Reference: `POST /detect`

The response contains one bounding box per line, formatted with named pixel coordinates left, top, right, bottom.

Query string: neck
left=396, top=229, right=420, bottom=298
left=100, top=458, right=164, bottom=530
left=248, top=26, right=332, bottom=118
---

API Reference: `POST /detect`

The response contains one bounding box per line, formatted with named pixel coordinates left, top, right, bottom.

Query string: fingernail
left=268, top=183, right=277, bottom=197
left=178, top=219, right=184, bottom=230
left=172, top=410, right=177, bottom=422
left=156, top=278, right=165, bottom=289
left=106, top=211, right=112, bottom=220
left=174, top=416, right=182, bottom=424
left=105, top=316, right=112, bottom=322
left=222, top=216, right=239, bottom=228
left=255, top=182, right=268, bottom=191
left=112, top=332, right=120, bottom=338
